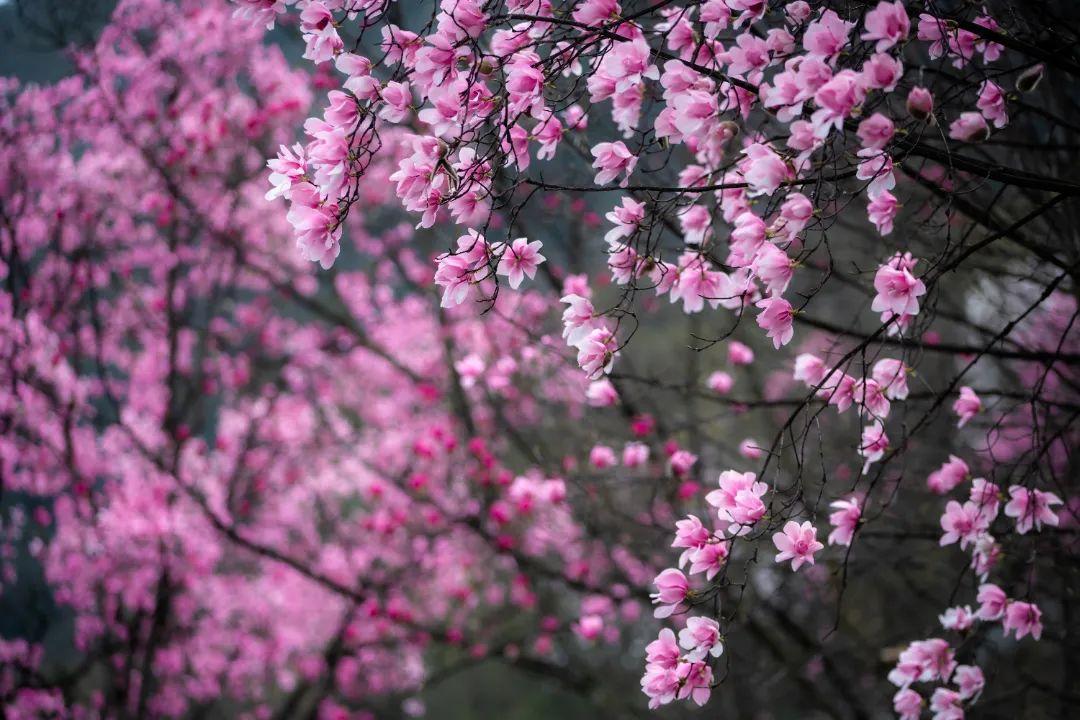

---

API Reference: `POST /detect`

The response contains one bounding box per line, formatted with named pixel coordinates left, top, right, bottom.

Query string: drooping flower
left=952, top=386, right=981, bottom=427
left=827, top=496, right=861, bottom=546
left=1002, top=601, right=1043, bottom=641
left=678, top=616, right=724, bottom=661
left=496, top=237, right=545, bottom=289
left=650, top=568, right=690, bottom=618
left=1004, top=486, right=1063, bottom=534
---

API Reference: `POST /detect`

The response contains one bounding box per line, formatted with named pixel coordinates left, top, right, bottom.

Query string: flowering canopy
left=2, top=0, right=1079, bottom=717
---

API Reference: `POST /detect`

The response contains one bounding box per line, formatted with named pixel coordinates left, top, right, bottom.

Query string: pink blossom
left=589, top=444, right=616, bottom=469
left=560, top=293, right=597, bottom=346
left=927, top=455, right=969, bottom=495
left=858, top=421, right=889, bottom=474
left=576, top=327, right=620, bottom=378
left=675, top=661, right=713, bottom=706
left=706, top=470, right=768, bottom=533
left=739, top=438, right=763, bottom=460
left=622, top=442, right=650, bottom=468
left=803, top=9, right=854, bottom=63
left=586, top=378, right=619, bottom=407
left=1004, top=485, right=1063, bottom=534
left=678, top=616, right=723, bottom=661
left=591, top=141, right=637, bottom=187
left=496, top=237, right=545, bottom=289
left=954, top=665, right=985, bottom=700
left=827, top=497, right=861, bottom=546
left=670, top=449, right=698, bottom=477
left=755, top=296, right=795, bottom=349
left=949, top=112, right=990, bottom=142
left=741, top=143, right=791, bottom=196
left=861, top=0, right=910, bottom=51
left=1002, top=601, right=1043, bottom=641
left=728, top=341, right=755, bottom=365
left=574, top=614, right=604, bottom=641
left=889, top=639, right=956, bottom=687
left=939, top=605, right=975, bottom=632
left=939, top=500, right=991, bottom=549
left=857, top=113, right=895, bottom=150
left=772, top=520, right=824, bottom=571
left=952, top=387, right=981, bottom=427
left=688, top=541, right=730, bottom=580
left=672, top=514, right=711, bottom=567
left=644, top=627, right=680, bottom=670
left=977, top=80, right=1008, bottom=128
left=572, top=0, right=619, bottom=25
left=650, top=568, right=689, bottom=618
left=861, top=52, right=903, bottom=91
left=893, top=688, right=923, bottom=720
left=969, top=478, right=1001, bottom=518
left=976, top=583, right=1008, bottom=621
left=866, top=189, right=899, bottom=236
left=706, top=370, right=734, bottom=394
left=872, top=358, right=909, bottom=399
left=811, top=70, right=866, bottom=137
left=750, top=243, right=794, bottom=295
left=604, top=197, right=646, bottom=244
left=793, top=353, right=827, bottom=386
left=872, top=261, right=926, bottom=321
left=930, top=687, right=963, bottom=720
left=907, top=86, right=935, bottom=120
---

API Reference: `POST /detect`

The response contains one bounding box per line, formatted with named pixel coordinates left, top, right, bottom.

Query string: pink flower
left=650, top=568, right=689, bottom=618
left=889, top=639, right=956, bottom=687
left=266, top=143, right=307, bottom=201
left=728, top=341, right=755, bottom=365
left=977, top=80, right=1008, bottom=128
left=949, top=112, right=990, bottom=142
left=561, top=293, right=598, bottom=346
left=706, top=370, right=734, bottom=394
left=741, top=143, right=791, bottom=196
left=750, top=243, right=794, bottom=295
left=939, top=605, right=975, bottom=632
left=576, top=327, right=620, bottom=378
left=772, top=520, right=824, bottom=571
left=496, top=237, right=545, bottom=289
left=927, top=455, right=969, bottom=494
left=572, top=0, right=620, bottom=26
left=586, top=379, right=619, bottom=407
left=893, top=688, right=923, bottom=720
left=588, top=444, right=616, bottom=469
left=644, top=627, right=680, bottom=670
left=954, top=664, right=985, bottom=700
left=872, top=357, right=909, bottom=399
left=706, top=470, right=768, bottom=533
left=755, top=296, right=795, bottom=349
left=872, top=261, right=926, bottom=321
left=827, top=496, right=861, bottom=546
left=670, top=449, right=698, bottom=477
left=574, top=614, right=604, bottom=641
left=688, top=541, right=730, bottom=580
left=675, top=661, right=713, bottom=706
left=794, top=353, right=827, bottom=386
left=678, top=616, right=724, bottom=661
left=939, top=500, right=991, bottom=549
left=952, top=386, right=981, bottom=427
left=930, top=687, right=962, bottom=720
left=1002, top=601, right=1043, bottom=641
left=739, top=438, right=763, bottom=459
left=672, top=514, right=711, bottom=567
left=969, top=478, right=1000, bottom=518
left=907, top=86, right=935, bottom=120
left=857, top=113, right=895, bottom=150
left=867, top=189, right=899, bottom=235
left=622, top=441, right=650, bottom=468
left=1004, top=485, right=1063, bottom=534
left=811, top=70, right=866, bottom=137
left=858, top=421, right=889, bottom=474
left=604, top=197, right=646, bottom=244
left=976, top=583, right=1008, bottom=621
left=803, top=9, right=854, bottom=63
left=861, top=0, right=910, bottom=51
left=591, top=141, right=637, bottom=187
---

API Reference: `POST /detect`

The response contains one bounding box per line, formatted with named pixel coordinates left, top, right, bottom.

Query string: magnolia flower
left=496, top=237, right=545, bottom=289
left=650, top=568, right=689, bottom=618
left=927, top=455, right=969, bottom=494
left=591, top=141, right=637, bottom=186
left=827, top=496, right=861, bottom=546
left=1003, top=486, right=1062, bottom=534
left=952, top=386, right=981, bottom=427
left=772, top=520, right=824, bottom=571
left=755, top=296, right=795, bottom=349
left=1002, top=601, right=1043, bottom=641
left=678, top=616, right=724, bottom=661
left=976, top=583, right=1008, bottom=621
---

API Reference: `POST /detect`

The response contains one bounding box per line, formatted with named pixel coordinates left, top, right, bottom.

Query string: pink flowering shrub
left=1, top=0, right=1079, bottom=717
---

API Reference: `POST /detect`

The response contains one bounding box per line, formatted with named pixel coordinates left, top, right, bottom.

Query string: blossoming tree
left=2, top=0, right=1079, bottom=717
